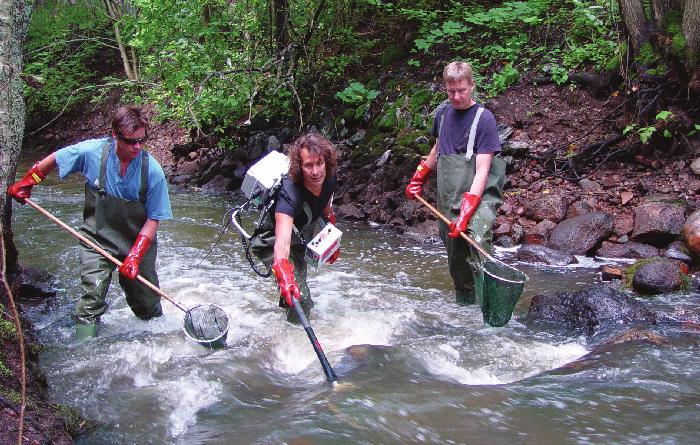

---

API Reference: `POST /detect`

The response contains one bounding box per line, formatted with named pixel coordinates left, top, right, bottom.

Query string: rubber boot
left=455, top=286, right=476, bottom=305
left=74, top=322, right=98, bottom=339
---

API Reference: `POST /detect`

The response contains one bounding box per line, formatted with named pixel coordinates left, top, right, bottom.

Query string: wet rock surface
left=525, top=285, right=657, bottom=336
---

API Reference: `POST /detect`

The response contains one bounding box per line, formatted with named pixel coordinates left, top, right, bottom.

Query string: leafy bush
left=24, top=0, right=113, bottom=115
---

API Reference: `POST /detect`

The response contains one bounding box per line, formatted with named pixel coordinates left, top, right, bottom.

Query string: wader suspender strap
left=98, top=140, right=149, bottom=202
left=438, top=105, right=485, bottom=160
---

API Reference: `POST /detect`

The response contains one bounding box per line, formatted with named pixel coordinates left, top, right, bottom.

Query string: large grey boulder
left=526, top=285, right=656, bottom=336
left=631, top=202, right=685, bottom=246
left=548, top=212, right=614, bottom=255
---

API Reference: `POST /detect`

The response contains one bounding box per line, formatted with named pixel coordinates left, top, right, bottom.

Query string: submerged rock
left=525, top=285, right=656, bottom=336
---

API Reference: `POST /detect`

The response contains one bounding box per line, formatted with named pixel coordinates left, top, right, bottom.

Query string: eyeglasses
left=118, top=132, right=148, bottom=145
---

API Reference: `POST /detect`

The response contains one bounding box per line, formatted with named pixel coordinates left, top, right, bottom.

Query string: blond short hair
left=443, top=61, right=474, bottom=84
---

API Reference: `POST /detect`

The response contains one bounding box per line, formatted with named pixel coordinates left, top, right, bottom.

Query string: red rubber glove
left=448, top=193, right=481, bottom=239
left=323, top=207, right=340, bottom=264
left=323, top=207, right=337, bottom=225
left=119, top=234, right=152, bottom=279
left=272, top=258, right=300, bottom=307
left=8, top=162, right=46, bottom=204
left=405, top=160, right=433, bottom=199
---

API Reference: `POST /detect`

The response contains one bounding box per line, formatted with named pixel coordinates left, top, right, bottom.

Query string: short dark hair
left=287, top=132, right=338, bottom=183
left=111, top=106, right=148, bottom=135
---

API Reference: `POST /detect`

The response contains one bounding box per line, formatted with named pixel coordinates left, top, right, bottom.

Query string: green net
left=481, top=260, right=528, bottom=327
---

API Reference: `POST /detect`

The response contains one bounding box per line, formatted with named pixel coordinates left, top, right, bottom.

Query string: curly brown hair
left=287, top=132, right=338, bottom=183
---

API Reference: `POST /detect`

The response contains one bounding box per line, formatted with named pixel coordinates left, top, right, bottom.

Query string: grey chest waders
left=71, top=141, right=229, bottom=346
left=434, top=106, right=527, bottom=326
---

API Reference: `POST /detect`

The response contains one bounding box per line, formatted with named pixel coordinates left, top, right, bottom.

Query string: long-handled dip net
left=26, top=199, right=230, bottom=348
left=415, top=196, right=528, bottom=327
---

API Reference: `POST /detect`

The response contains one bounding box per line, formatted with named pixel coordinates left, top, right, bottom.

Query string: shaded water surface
left=13, top=176, right=700, bottom=444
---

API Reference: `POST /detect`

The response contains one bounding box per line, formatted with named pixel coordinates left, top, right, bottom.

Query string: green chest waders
left=250, top=203, right=317, bottom=323
left=436, top=106, right=506, bottom=306
left=75, top=141, right=162, bottom=325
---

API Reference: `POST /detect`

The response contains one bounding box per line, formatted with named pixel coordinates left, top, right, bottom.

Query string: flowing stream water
left=12, top=172, right=700, bottom=444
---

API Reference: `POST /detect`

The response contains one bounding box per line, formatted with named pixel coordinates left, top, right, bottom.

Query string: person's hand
left=405, top=160, right=433, bottom=199
left=272, top=258, right=300, bottom=307
left=448, top=193, right=481, bottom=238
left=119, top=234, right=152, bottom=279
left=8, top=162, right=46, bottom=204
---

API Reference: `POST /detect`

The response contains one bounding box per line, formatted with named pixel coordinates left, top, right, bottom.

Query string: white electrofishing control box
left=241, top=150, right=290, bottom=199
left=305, top=223, right=342, bottom=268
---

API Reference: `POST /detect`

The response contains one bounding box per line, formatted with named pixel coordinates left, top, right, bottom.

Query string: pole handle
left=292, top=298, right=338, bottom=382
left=414, top=195, right=497, bottom=263
left=24, top=198, right=187, bottom=313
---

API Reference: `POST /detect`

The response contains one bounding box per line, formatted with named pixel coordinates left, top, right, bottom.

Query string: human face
left=300, top=148, right=326, bottom=192
left=445, top=79, right=475, bottom=110
left=113, top=127, right=147, bottom=163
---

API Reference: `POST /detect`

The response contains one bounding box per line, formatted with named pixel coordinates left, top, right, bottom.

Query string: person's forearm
left=139, top=219, right=159, bottom=240
left=34, top=152, right=58, bottom=176
left=273, top=212, right=293, bottom=261
left=423, top=143, right=438, bottom=170
left=469, top=153, right=493, bottom=197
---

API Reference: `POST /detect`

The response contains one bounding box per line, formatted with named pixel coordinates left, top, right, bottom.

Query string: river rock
left=566, top=200, right=592, bottom=219
left=664, top=240, right=693, bottom=264
left=533, top=219, right=557, bottom=241
left=547, top=212, right=614, bottom=255
left=691, top=157, right=700, bottom=176
left=336, top=203, right=366, bottom=220
left=631, top=259, right=684, bottom=295
left=201, top=174, right=232, bottom=193
left=525, top=285, right=656, bottom=336
left=516, top=244, right=577, bottom=265
left=681, top=209, right=700, bottom=257
left=595, top=241, right=659, bottom=259
left=522, top=194, right=568, bottom=223
left=613, top=212, right=634, bottom=236
left=600, top=265, right=625, bottom=281
left=17, top=267, right=57, bottom=300
left=631, top=202, right=686, bottom=246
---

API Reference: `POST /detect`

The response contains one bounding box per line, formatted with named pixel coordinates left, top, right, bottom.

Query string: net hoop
left=182, top=303, right=230, bottom=346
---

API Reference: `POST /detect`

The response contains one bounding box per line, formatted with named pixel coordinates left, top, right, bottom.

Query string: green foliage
left=336, top=82, right=380, bottom=105
left=0, top=318, right=16, bottom=340
left=663, top=10, right=687, bottom=57
left=624, top=111, right=675, bottom=144
left=24, top=0, right=112, bottom=115
left=487, top=63, right=520, bottom=97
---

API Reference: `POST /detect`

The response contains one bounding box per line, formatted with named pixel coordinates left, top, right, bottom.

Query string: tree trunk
left=683, top=0, right=700, bottom=66
left=618, top=0, right=650, bottom=54
left=274, top=0, right=289, bottom=53
left=103, top=0, right=138, bottom=81
left=0, top=0, right=33, bottom=276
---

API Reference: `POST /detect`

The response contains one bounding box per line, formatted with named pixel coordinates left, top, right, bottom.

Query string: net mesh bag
left=183, top=304, right=229, bottom=344
left=481, top=260, right=528, bottom=327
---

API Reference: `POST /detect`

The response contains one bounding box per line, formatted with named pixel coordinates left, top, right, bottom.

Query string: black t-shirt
left=430, top=102, right=501, bottom=155
left=275, top=174, right=337, bottom=228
